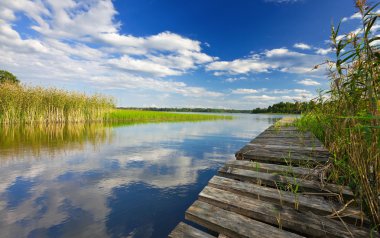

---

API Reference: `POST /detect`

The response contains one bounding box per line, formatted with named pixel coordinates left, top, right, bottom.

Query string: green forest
left=251, top=101, right=317, bottom=114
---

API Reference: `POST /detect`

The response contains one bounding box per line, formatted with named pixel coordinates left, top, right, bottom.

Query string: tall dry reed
left=297, top=0, right=380, bottom=228
left=0, top=83, right=115, bottom=124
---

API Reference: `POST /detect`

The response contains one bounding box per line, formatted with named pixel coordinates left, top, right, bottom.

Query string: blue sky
left=0, top=0, right=376, bottom=109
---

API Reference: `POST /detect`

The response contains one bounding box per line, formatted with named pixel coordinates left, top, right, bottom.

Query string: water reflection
left=0, top=123, right=113, bottom=162
left=0, top=114, right=286, bottom=237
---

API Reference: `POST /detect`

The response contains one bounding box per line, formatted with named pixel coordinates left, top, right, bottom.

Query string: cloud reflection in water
left=0, top=114, right=284, bottom=237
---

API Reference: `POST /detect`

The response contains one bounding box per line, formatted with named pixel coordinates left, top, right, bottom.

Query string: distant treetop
left=0, top=70, right=20, bottom=85
left=252, top=101, right=317, bottom=114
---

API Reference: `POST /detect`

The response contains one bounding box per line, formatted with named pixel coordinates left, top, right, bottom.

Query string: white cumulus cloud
left=342, top=12, right=362, bottom=22
left=0, top=0, right=221, bottom=100
left=315, top=47, right=333, bottom=55
left=207, top=48, right=325, bottom=76
left=293, top=43, right=312, bottom=50
left=297, top=78, right=320, bottom=86
left=232, top=88, right=264, bottom=94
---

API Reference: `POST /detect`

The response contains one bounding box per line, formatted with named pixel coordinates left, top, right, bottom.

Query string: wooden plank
left=240, top=144, right=330, bottom=164
left=247, top=143, right=328, bottom=153
left=199, top=186, right=371, bottom=238
left=218, top=235, right=229, bottom=238
left=236, top=145, right=329, bottom=164
left=168, top=222, right=216, bottom=238
left=266, top=126, right=300, bottom=131
left=255, top=131, right=316, bottom=139
left=259, top=127, right=312, bottom=133
left=185, top=200, right=304, bottom=238
left=248, top=137, right=324, bottom=148
left=208, top=176, right=366, bottom=225
left=254, top=134, right=315, bottom=139
left=235, top=148, right=329, bottom=165
left=237, top=144, right=330, bottom=158
left=218, top=167, right=354, bottom=199
left=224, top=160, right=320, bottom=180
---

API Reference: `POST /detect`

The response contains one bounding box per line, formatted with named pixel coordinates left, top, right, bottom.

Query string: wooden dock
left=168, top=118, right=375, bottom=238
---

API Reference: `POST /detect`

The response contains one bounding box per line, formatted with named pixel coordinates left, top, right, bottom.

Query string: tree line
left=251, top=101, right=317, bottom=114
left=118, top=107, right=252, bottom=113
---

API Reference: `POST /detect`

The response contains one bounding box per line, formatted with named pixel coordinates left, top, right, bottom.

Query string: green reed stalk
left=0, top=83, right=115, bottom=124
left=296, top=0, right=380, bottom=228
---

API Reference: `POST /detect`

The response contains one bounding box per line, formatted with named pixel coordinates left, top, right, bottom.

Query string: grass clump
left=296, top=0, right=379, bottom=228
left=107, top=109, right=233, bottom=122
left=0, top=82, right=114, bottom=124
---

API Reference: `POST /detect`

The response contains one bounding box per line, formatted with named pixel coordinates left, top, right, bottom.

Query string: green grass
left=294, top=1, right=380, bottom=229
left=0, top=82, right=114, bottom=124
left=106, top=109, right=233, bottom=122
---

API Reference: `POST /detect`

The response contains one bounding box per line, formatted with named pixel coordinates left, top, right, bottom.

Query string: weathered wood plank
left=199, top=186, right=371, bottom=238
left=237, top=144, right=329, bottom=159
left=168, top=222, right=216, bottom=238
left=218, top=167, right=354, bottom=199
left=247, top=143, right=328, bottom=153
left=217, top=235, right=230, bottom=238
left=235, top=149, right=329, bottom=165
left=266, top=126, right=301, bottom=131
left=185, top=200, right=305, bottom=238
left=254, top=134, right=316, bottom=139
left=260, top=126, right=312, bottom=132
left=208, top=176, right=366, bottom=225
left=248, top=137, right=324, bottom=148
left=238, top=144, right=330, bottom=165
left=236, top=144, right=330, bottom=165
left=224, top=160, right=320, bottom=180
left=257, top=135, right=320, bottom=140
left=255, top=130, right=316, bottom=139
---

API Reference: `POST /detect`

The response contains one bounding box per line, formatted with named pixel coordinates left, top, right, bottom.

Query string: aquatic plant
left=0, top=82, right=115, bottom=124
left=107, top=109, right=233, bottom=122
left=296, top=0, right=380, bottom=228
left=0, top=82, right=232, bottom=124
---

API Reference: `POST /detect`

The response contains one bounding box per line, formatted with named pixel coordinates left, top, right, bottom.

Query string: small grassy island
left=108, top=109, right=231, bottom=122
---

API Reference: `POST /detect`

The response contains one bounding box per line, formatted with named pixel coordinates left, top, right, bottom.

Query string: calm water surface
left=0, top=114, right=288, bottom=238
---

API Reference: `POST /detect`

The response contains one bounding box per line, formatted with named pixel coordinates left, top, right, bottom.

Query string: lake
left=0, top=114, right=287, bottom=238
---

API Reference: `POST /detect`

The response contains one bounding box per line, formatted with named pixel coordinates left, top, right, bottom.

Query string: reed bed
left=0, top=83, right=115, bottom=124
left=296, top=0, right=379, bottom=229
left=107, top=109, right=233, bottom=122
left=0, top=83, right=231, bottom=124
